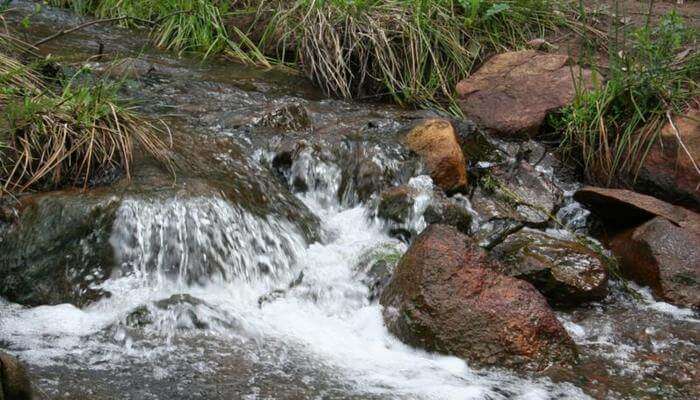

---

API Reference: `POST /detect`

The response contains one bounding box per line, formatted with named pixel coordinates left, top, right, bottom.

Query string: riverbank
left=33, top=0, right=699, bottom=197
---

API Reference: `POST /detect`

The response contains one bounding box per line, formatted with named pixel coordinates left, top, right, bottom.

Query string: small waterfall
left=109, top=197, right=307, bottom=289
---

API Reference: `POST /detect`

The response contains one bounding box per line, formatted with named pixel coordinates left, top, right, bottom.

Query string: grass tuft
left=1, top=76, right=171, bottom=192
left=1, top=10, right=171, bottom=195
left=556, top=11, right=699, bottom=186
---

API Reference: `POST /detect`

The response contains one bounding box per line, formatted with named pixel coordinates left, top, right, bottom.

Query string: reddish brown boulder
left=405, top=119, right=468, bottom=193
left=380, top=224, right=576, bottom=371
left=610, top=217, right=700, bottom=309
left=636, top=108, right=700, bottom=211
left=456, top=50, right=593, bottom=138
left=574, top=186, right=700, bottom=234
left=0, top=351, right=33, bottom=400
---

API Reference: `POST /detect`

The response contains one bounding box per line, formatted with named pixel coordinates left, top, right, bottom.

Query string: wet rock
left=257, top=103, right=311, bottom=131
left=355, top=246, right=403, bottom=302
left=490, top=230, right=608, bottom=305
left=635, top=108, right=700, bottom=211
left=423, top=195, right=473, bottom=235
left=377, top=186, right=416, bottom=223
left=472, top=160, right=563, bottom=227
left=0, top=351, right=32, bottom=400
left=456, top=50, right=594, bottom=138
left=349, top=159, right=384, bottom=202
left=405, top=119, right=468, bottom=194
left=476, top=219, right=524, bottom=249
left=380, top=224, right=577, bottom=371
left=609, top=217, right=700, bottom=309
left=455, top=126, right=505, bottom=171
left=574, top=186, right=700, bottom=234
left=0, top=191, right=119, bottom=307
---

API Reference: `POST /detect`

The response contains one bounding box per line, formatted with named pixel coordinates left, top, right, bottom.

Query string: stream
left=1, top=3, right=698, bottom=399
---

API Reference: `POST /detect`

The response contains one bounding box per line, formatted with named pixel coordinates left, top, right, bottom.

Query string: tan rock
left=0, top=351, right=33, bottom=400
left=405, top=119, right=468, bottom=193
left=456, top=50, right=594, bottom=138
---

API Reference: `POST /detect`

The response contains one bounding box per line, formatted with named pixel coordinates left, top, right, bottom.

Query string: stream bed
left=1, top=3, right=698, bottom=399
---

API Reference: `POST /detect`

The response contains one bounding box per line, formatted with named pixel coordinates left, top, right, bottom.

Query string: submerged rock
left=355, top=245, right=403, bottom=302
left=377, top=186, right=416, bottom=223
left=405, top=119, right=468, bottom=194
left=635, top=108, right=700, bottom=211
left=0, top=191, right=119, bottom=307
left=380, top=224, right=576, bottom=371
left=257, top=102, right=312, bottom=131
left=490, top=230, right=608, bottom=305
left=610, top=217, right=700, bottom=309
left=0, top=351, right=33, bottom=400
left=456, top=50, right=594, bottom=138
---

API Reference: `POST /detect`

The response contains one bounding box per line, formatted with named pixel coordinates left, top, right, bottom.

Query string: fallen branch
left=34, top=16, right=142, bottom=46
left=33, top=10, right=194, bottom=47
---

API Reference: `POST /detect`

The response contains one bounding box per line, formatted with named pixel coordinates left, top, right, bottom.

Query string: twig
left=32, top=10, right=194, bottom=47
left=666, top=111, right=700, bottom=182
left=34, top=15, right=152, bottom=47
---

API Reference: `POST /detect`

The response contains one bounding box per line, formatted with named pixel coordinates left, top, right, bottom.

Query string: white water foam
left=1, top=189, right=591, bottom=399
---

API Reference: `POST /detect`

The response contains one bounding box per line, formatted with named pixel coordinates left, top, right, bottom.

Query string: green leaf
left=485, top=3, right=510, bottom=19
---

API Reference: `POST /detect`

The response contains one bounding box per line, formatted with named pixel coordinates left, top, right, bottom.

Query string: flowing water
left=1, top=3, right=698, bottom=399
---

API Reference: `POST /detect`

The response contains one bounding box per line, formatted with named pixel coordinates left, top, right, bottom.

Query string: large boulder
left=609, top=217, right=699, bottom=309
left=635, top=108, right=700, bottom=211
left=490, top=230, right=608, bottom=305
left=405, top=119, right=468, bottom=194
left=0, top=351, right=33, bottom=400
left=380, top=224, right=576, bottom=371
left=456, top=50, right=593, bottom=138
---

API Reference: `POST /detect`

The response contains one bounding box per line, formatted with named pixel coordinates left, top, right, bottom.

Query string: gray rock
left=0, top=191, right=119, bottom=307
left=472, top=160, right=563, bottom=227
left=490, top=230, right=608, bottom=304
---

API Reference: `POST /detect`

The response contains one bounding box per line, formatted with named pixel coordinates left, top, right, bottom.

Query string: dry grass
left=1, top=11, right=171, bottom=195
left=1, top=80, right=171, bottom=192
left=45, top=0, right=564, bottom=111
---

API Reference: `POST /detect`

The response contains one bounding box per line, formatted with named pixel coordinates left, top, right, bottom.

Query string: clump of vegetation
left=1, top=77, right=171, bottom=192
left=557, top=11, right=699, bottom=186
left=45, top=0, right=564, bottom=110
left=0, top=10, right=171, bottom=195
left=245, top=0, right=561, bottom=109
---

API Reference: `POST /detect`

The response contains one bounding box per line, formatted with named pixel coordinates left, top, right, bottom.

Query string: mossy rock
left=0, top=191, right=120, bottom=307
